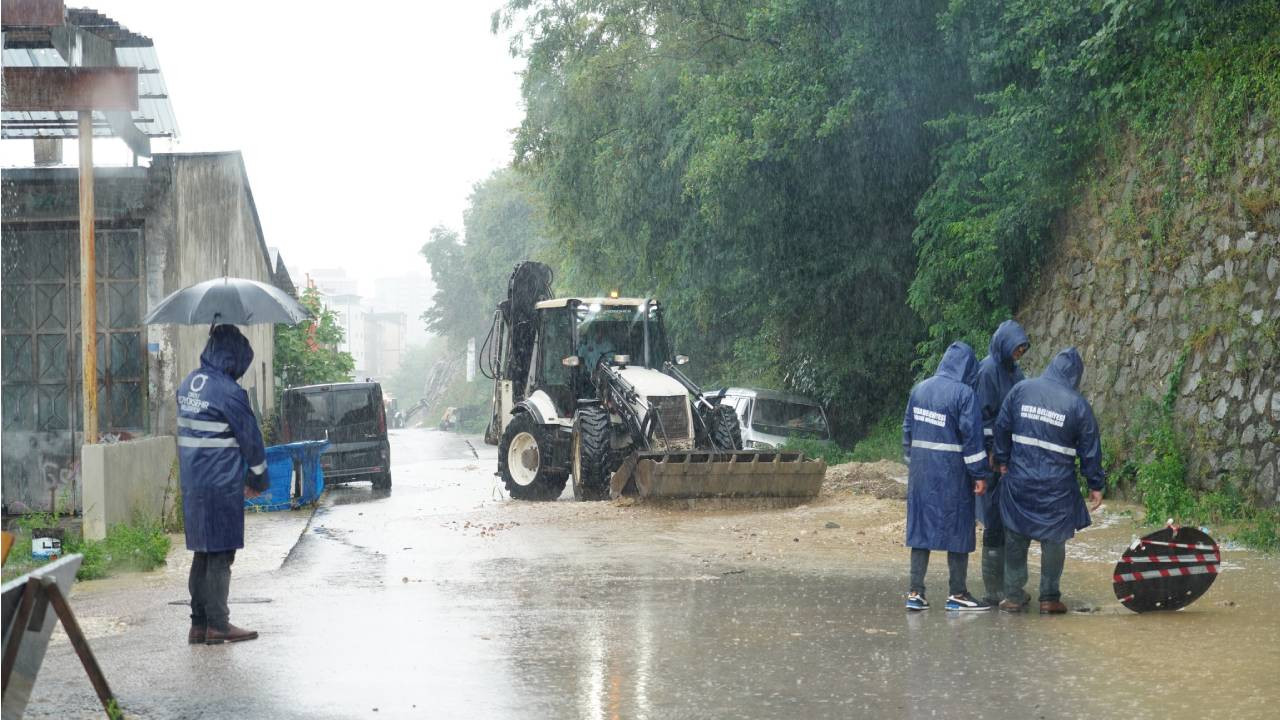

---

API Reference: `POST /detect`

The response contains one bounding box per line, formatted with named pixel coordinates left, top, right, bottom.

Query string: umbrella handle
left=209, top=312, right=222, bottom=335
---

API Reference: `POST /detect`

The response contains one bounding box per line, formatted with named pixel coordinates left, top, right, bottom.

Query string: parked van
left=280, top=381, right=391, bottom=489
left=713, top=387, right=831, bottom=450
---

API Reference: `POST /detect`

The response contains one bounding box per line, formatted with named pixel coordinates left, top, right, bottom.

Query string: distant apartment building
left=365, top=312, right=406, bottom=379
left=373, top=272, right=433, bottom=347
left=309, top=269, right=406, bottom=383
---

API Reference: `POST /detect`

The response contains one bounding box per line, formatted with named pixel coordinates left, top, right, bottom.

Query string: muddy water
left=23, top=429, right=1280, bottom=719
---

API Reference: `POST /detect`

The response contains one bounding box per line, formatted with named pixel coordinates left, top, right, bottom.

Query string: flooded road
left=26, top=428, right=1280, bottom=718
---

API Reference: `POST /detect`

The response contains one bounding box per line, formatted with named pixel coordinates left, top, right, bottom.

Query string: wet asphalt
left=21, top=428, right=1280, bottom=719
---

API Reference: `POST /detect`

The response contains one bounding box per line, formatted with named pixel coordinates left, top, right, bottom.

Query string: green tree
left=421, top=168, right=555, bottom=350
left=499, top=0, right=963, bottom=438
left=273, top=286, right=355, bottom=403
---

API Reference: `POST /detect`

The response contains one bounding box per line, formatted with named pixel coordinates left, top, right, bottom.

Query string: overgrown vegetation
left=3, top=515, right=172, bottom=582
left=412, top=1, right=1278, bottom=534
left=1104, top=350, right=1279, bottom=550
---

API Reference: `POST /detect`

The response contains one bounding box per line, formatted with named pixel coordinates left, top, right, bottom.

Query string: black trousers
left=189, top=550, right=236, bottom=630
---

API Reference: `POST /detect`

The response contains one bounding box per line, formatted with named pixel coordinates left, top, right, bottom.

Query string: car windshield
left=751, top=398, right=829, bottom=437
left=574, top=304, right=658, bottom=368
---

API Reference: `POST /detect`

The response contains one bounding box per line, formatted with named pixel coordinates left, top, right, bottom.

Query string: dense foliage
left=273, top=286, right=355, bottom=402
left=419, top=0, right=1277, bottom=446
left=421, top=169, right=553, bottom=349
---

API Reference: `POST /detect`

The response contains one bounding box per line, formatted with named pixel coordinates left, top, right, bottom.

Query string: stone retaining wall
left=1016, top=121, right=1280, bottom=505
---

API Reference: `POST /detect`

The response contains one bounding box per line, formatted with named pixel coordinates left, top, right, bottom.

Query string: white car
left=712, top=387, right=832, bottom=450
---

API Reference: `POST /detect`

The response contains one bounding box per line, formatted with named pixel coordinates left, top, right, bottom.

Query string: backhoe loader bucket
left=610, top=450, right=826, bottom=500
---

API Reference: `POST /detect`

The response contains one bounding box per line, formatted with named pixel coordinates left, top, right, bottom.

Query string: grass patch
left=781, top=437, right=854, bottom=465
left=3, top=516, right=171, bottom=582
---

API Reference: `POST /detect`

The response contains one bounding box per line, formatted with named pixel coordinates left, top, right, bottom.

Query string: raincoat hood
left=1042, top=347, right=1084, bottom=391
left=989, top=320, right=1030, bottom=370
left=200, top=324, right=254, bottom=380
left=935, top=341, right=978, bottom=386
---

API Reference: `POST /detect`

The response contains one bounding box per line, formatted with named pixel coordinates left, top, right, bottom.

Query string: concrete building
left=373, top=272, right=433, bottom=346
left=365, top=311, right=407, bottom=380
left=324, top=292, right=367, bottom=378
left=309, top=267, right=359, bottom=297
left=1, top=152, right=281, bottom=513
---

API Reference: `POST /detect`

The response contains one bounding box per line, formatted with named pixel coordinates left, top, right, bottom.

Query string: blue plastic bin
left=244, top=441, right=329, bottom=511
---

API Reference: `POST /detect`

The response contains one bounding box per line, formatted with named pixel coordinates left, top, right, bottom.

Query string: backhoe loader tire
left=498, top=412, right=568, bottom=501
left=572, top=405, right=612, bottom=501
left=707, top=404, right=743, bottom=451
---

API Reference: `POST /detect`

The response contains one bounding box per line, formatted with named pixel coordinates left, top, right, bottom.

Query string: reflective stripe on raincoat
left=903, top=341, right=990, bottom=553
left=974, top=319, right=1029, bottom=525
left=178, top=325, right=268, bottom=553
left=994, top=347, right=1105, bottom=543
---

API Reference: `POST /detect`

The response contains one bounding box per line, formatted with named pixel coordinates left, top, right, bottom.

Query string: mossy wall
left=1017, top=115, right=1280, bottom=506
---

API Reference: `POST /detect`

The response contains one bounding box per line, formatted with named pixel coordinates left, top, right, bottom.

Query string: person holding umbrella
left=146, top=274, right=311, bottom=645
left=178, top=324, right=269, bottom=644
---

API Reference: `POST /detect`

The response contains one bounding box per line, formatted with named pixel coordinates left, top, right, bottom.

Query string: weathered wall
left=1017, top=119, right=1280, bottom=505
left=147, top=153, right=276, bottom=437
left=2, top=153, right=279, bottom=514
left=81, top=435, right=176, bottom=541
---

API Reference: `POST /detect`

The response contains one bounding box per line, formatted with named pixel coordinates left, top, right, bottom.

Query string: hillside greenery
left=419, top=2, right=1278, bottom=533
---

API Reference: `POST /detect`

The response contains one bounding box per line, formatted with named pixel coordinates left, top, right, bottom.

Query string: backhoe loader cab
left=482, top=262, right=824, bottom=502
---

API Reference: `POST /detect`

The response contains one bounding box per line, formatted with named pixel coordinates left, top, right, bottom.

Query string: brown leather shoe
left=188, top=626, right=206, bottom=644
left=1040, top=600, right=1068, bottom=614
left=204, top=623, right=259, bottom=644
left=998, top=599, right=1026, bottom=613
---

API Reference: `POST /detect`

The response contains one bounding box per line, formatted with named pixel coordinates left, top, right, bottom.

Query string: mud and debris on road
left=20, top=430, right=1280, bottom=720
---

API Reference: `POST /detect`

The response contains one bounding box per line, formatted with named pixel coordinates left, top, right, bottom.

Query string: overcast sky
left=1, top=1, right=525, bottom=298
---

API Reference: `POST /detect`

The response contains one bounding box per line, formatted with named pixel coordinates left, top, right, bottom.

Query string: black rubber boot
left=982, top=544, right=1004, bottom=604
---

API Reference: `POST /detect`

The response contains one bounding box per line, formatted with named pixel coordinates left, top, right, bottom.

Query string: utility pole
left=79, top=111, right=97, bottom=442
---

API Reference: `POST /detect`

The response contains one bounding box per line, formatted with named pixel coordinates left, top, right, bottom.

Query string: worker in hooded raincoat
left=178, top=324, right=269, bottom=645
left=973, top=319, right=1030, bottom=602
left=993, top=347, right=1105, bottom=614
left=902, top=341, right=992, bottom=612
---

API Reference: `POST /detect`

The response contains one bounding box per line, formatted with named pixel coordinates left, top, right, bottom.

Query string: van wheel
left=498, top=412, right=568, bottom=501
left=572, top=406, right=611, bottom=501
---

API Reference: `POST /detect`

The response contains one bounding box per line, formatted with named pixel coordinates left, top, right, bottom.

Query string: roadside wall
left=1016, top=117, right=1280, bottom=505
left=147, top=153, right=276, bottom=437
left=81, top=435, right=176, bottom=540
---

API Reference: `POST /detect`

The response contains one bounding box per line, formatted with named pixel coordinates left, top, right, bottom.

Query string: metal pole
left=79, top=111, right=97, bottom=444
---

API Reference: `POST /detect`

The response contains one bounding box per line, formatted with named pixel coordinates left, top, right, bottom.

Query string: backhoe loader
left=480, top=262, right=825, bottom=501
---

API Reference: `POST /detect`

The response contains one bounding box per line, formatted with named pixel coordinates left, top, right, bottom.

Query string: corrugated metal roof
left=1, top=13, right=178, bottom=141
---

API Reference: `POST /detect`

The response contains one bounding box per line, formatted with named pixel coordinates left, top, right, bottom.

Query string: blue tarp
left=245, top=440, right=329, bottom=511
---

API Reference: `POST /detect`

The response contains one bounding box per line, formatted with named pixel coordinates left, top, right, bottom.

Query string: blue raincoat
left=973, top=319, right=1029, bottom=525
left=178, top=325, right=268, bottom=552
left=903, top=342, right=990, bottom=553
left=994, top=347, right=1105, bottom=543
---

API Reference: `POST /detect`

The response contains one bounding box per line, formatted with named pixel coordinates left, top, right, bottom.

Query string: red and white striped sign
left=1113, top=563, right=1219, bottom=583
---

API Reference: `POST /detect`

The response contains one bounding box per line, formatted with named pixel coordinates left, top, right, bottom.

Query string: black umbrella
left=144, top=277, right=310, bottom=327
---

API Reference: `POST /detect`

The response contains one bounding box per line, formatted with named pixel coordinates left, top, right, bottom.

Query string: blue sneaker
left=905, top=591, right=929, bottom=611
left=946, top=592, right=993, bottom=612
